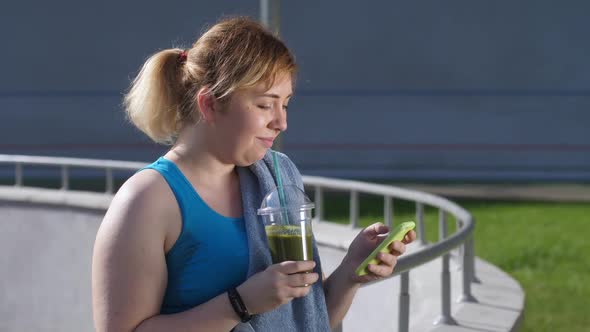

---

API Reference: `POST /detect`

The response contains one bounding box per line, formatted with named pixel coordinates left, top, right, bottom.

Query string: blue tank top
left=141, top=157, right=249, bottom=314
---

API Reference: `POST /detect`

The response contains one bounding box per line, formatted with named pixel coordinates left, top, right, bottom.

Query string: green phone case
left=355, top=221, right=416, bottom=276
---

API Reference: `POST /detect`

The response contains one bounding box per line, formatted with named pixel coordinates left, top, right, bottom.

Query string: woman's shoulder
left=100, top=168, right=178, bottom=239
left=115, top=168, right=174, bottom=209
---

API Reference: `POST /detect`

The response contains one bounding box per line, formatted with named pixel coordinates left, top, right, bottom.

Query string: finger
left=274, top=260, right=316, bottom=275
left=403, top=230, right=417, bottom=244
left=368, top=263, right=393, bottom=277
left=290, top=284, right=312, bottom=298
left=377, top=252, right=397, bottom=267
left=286, top=272, right=319, bottom=288
left=388, top=241, right=406, bottom=255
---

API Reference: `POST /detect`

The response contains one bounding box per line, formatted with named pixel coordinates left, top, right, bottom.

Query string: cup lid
left=257, top=184, right=315, bottom=216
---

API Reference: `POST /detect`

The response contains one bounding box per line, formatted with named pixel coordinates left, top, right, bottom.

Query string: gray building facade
left=1, top=1, right=589, bottom=181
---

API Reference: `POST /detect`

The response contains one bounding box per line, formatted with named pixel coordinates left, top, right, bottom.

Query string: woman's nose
left=270, top=107, right=287, bottom=132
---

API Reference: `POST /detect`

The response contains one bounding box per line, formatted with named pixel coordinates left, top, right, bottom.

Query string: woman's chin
left=236, top=149, right=267, bottom=167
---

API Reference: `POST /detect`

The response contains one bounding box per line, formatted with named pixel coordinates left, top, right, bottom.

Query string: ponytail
left=123, top=17, right=296, bottom=145
left=123, top=48, right=188, bottom=145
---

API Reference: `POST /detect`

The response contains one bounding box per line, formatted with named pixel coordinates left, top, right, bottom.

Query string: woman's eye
left=282, top=105, right=289, bottom=111
left=258, top=105, right=271, bottom=110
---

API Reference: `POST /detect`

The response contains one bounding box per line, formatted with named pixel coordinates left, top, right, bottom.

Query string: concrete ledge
left=0, top=186, right=112, bottom=210
left=430, top=258, right=525, bottom=332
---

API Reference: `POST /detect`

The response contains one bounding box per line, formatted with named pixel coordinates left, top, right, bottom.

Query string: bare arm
left=322, top=263, right=361, bottom=329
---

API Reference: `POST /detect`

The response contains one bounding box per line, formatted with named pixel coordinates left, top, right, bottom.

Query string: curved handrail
left=303, top=175, right=472, bottom=222
left=301, top=175, right=474, bottom=278
left=0, top=154, right=146, bottom=169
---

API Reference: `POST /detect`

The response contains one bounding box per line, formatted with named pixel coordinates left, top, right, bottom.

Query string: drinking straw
left=271, top=150, right=289, bottom=222
left=272, top=150, right=308, bottom=260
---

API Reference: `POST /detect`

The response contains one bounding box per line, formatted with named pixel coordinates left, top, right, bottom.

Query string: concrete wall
left=1, top=1, right=589, bottom=181
left=0, top=202, right=103, bottom=331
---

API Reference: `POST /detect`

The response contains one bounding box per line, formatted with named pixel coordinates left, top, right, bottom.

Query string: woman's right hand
left=237, top=260, right=319, bottom=315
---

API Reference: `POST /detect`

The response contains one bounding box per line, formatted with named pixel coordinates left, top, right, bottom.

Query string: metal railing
left=302, top=176, right=478, bottom=331
left=0, top=154, right=477, bottom=332
left=0, top=154, right=145, bottom=193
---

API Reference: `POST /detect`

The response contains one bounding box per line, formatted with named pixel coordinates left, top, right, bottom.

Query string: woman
left=92, top=17, right=416, bottom=332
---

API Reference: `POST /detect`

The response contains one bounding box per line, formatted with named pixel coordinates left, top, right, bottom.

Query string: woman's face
left=211, top=74, right=292, bottom=166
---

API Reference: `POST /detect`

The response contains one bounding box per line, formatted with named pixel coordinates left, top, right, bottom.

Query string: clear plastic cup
left=257, top=185, right=315, bottom=264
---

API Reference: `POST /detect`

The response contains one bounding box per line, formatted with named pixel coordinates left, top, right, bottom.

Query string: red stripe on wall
left=0, top=143, right=589, bottom=152
left=284, top=143, right=590, bottom=152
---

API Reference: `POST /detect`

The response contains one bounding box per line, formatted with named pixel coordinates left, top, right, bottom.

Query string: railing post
left=459, top=232, right=477, bottom=303
left=314, top=186, right=324, bottom=223
left=398, top=271, right=410, bottom=332
left=15, top=162, right=23, bottom=187
left=384, top=196, right=393, bottom=228
left=416, top=203, right=426, bottom=245
left=350, top=190, right=359, bottom=228
left=434, top=210, right=458, bottom=326
left=61, top=165, right=69, bottom=190
left=454, top=217, right=463, bottom=268
left=106, top=168, right=114, bottom=194
left=468, top=228, right=481, bottom=284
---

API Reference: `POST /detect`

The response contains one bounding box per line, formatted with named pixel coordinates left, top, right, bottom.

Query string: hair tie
left=178, top=50, right=188, bottom=64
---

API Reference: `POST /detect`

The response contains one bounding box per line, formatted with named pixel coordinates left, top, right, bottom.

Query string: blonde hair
left=123, top=17, right=297, bottom=145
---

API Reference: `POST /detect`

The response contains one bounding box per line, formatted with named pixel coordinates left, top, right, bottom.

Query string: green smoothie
left=265, top=225, right=313, bottom=263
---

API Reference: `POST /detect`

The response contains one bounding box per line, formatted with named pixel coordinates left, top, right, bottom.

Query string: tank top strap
left=140, top=157, right=195, bottom=218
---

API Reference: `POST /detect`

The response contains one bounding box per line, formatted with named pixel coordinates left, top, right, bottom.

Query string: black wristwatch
left=227, top=288, right=253, bottom=323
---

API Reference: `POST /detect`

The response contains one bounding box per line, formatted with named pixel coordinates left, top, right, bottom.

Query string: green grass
left=314, top=191, right=590, bottom=332
left=464, top=201, right=590, bottom=332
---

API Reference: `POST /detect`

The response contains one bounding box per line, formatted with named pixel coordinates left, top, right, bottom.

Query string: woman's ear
left=196, top=87, right=217, bottom=123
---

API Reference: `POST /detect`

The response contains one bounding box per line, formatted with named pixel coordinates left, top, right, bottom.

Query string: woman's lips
left=257, top=137, right=274, bottom=148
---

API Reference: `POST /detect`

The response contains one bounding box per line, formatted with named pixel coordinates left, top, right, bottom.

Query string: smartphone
left=355, top=221, right=416, bottom=276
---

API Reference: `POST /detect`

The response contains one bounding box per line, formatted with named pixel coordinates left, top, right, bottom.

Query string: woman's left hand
left=341, top=222, right=417, bottom=284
